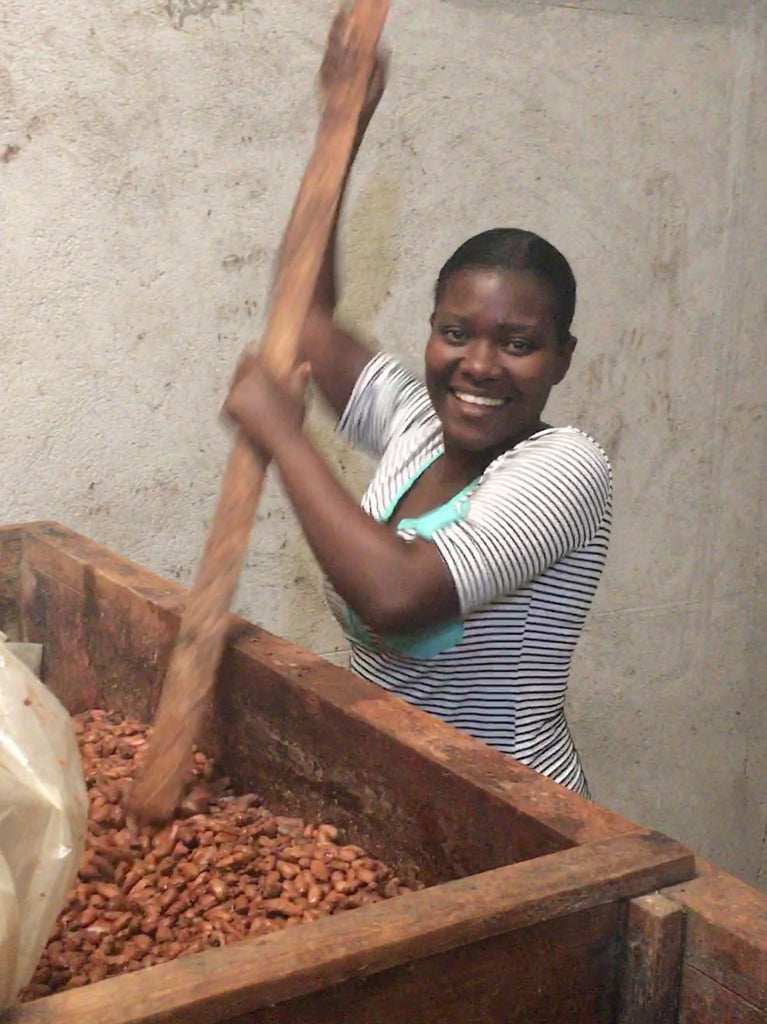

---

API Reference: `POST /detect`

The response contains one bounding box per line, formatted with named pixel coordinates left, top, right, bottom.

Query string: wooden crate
left=1, top=522, right=694, bottom=1024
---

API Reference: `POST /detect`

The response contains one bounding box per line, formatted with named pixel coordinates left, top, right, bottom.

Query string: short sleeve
left=429, top=429, right=612, bottom=615
left=337, top=353, right=432, bottom=458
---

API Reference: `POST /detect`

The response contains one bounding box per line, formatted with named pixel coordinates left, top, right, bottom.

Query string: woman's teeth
left=453, top=390, right=505, bottom=408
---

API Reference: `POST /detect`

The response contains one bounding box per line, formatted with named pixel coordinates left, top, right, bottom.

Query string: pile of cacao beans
left=21, top=709, right=414, bottom=1000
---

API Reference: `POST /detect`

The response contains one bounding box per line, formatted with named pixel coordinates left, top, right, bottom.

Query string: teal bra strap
left=396, top=478, right=475, bottom=538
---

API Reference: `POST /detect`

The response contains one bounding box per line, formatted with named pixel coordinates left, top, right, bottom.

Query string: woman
left=225, top=39, right=611, bottom=797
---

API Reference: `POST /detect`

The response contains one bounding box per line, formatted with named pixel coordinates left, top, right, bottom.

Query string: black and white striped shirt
left=327, top=354, right=612, bottom=795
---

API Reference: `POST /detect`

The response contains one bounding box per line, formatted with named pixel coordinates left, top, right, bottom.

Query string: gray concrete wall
left=2, top=0, right=766, bottom=883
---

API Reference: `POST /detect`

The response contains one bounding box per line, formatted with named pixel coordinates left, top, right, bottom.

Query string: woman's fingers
left=286, top=361, right=313, bottom=406
left=318, top=5, right=388, bottom=126
left=224, top=356, right=313, bottom=448
left=228, top=351, right=258, bottom=390
left=318, top=7, right=352, bottom=106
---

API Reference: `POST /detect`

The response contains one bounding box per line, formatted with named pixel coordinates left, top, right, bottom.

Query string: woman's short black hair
left=435, top=228, right=577, bottom=345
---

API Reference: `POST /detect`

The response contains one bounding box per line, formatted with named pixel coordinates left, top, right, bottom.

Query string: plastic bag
left=0, top=633, right=87, bottom=1008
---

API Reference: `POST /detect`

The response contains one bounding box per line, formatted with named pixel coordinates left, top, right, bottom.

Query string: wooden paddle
left=130, top=0, right=390, bottom=823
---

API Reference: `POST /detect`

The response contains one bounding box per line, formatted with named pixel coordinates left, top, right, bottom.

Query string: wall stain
left=0, top=64, right=14, bottom=111
left=341, top=171, right=403, bottom=333
left=1, top=115, right=45, bottom=165
left=161, top=0, right=251, bottom=30
left=222, top=245, right=269, bottom=272
left=576, top=323, right=676, bottom=465
left=644, top=171, right=688, bottom=301
left=580, top=349, right=626, bottom=462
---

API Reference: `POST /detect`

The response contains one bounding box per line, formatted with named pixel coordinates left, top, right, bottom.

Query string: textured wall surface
left=2, top=0, right=767, bottom=883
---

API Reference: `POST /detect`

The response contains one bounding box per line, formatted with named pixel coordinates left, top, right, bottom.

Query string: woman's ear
left=552, top=333, right=577, bottom=385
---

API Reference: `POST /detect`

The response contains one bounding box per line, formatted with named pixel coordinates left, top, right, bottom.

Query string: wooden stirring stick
left=130, top=0, right=390, bottom=823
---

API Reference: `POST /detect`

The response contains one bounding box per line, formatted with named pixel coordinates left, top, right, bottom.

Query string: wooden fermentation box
left=0, top=521, right=700, bottom=1024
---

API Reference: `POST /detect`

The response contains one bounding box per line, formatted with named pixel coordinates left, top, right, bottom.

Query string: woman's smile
left=449, top=388, right=510, bottom=409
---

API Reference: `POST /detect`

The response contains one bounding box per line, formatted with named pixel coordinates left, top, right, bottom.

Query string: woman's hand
left=318, top=7, right=388, bottom=143
left=224, top=355, right=312, bottom=459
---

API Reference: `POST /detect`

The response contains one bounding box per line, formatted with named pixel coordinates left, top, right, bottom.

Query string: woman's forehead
left=435, top=268, right=559, bottom=324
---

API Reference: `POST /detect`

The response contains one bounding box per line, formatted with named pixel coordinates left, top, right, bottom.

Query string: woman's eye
left=442, top=326, right=465, bottom=342
left=503, top=337, right=533, bottom=353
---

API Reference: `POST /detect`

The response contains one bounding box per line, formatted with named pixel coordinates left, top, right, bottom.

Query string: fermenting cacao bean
left=20, top=709, right=415, bottom=1002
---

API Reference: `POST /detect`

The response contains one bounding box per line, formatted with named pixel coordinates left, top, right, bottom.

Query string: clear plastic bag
left=0, top=633, right=87, bottom=1008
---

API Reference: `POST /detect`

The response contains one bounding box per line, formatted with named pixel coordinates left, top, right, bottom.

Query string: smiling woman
left=224, top=31, right=612, bottom=797
left=426, top=259, right=575, bottom=462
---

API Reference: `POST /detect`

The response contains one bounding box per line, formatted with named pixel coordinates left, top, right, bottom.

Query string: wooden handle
left=130, top=0, right=390, bottom=822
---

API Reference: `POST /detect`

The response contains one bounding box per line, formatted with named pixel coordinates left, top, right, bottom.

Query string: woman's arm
left=226, top=357, right=613, bottom=634
left=225, top=356, right=460, bottom=634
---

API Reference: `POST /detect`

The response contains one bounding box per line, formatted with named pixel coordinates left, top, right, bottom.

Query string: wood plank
left=21, top=523, right=187, bottom=613
left=228, top=904, right=621, bottom=1024
left=20, top=527, right=185, bottom=724
left=679, top=964, right=767, bottom=1024
left=0, top=523, right=23, bottom=638
left=617, top=892, right=684, bottom=1023
left=664, top=870, right=767, bottom=1010
left=12, top=831, right=694, bottom=1024
left=24, top=562, right=182, bottom=724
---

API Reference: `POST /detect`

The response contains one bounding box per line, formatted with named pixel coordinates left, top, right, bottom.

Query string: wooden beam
left=14, top=831, right=693, bottom=1024
left=617, top=891, right=684, bottom=1023
left=679, top=964, right=767, bottom=1024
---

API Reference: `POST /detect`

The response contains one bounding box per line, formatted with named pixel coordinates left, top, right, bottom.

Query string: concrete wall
left=2, top=0, right=766, bottom=884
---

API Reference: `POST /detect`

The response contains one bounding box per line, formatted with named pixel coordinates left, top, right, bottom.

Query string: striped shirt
left=327, top=353, right=612, bottom=795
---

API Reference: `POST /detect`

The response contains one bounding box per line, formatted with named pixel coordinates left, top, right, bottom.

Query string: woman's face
left=425, top=267, right=575, bottom=458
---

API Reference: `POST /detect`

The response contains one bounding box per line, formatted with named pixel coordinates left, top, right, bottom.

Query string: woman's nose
left=461, top=337, right=500, bottom=380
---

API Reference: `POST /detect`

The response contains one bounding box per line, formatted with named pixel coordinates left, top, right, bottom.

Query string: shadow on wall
left=339, top=171, right=403, bottom=335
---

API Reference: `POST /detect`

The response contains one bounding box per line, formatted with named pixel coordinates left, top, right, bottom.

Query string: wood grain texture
left=130, top=0, right=391, bottom=823
left=679, top=965, right=767, bottom=1024
left=213, top=634, right=629, bottom=883
left=664, top=870, right=767, bottom=1012
left=226, top=904, right=621, bottom=1024
left=617, top=892, right=684, bottom=1024
left=19, top=522, right=187, bottom=609
left=11, top=831, right=693, bottom=1024
left=19, top=522, right=186, bottom=721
